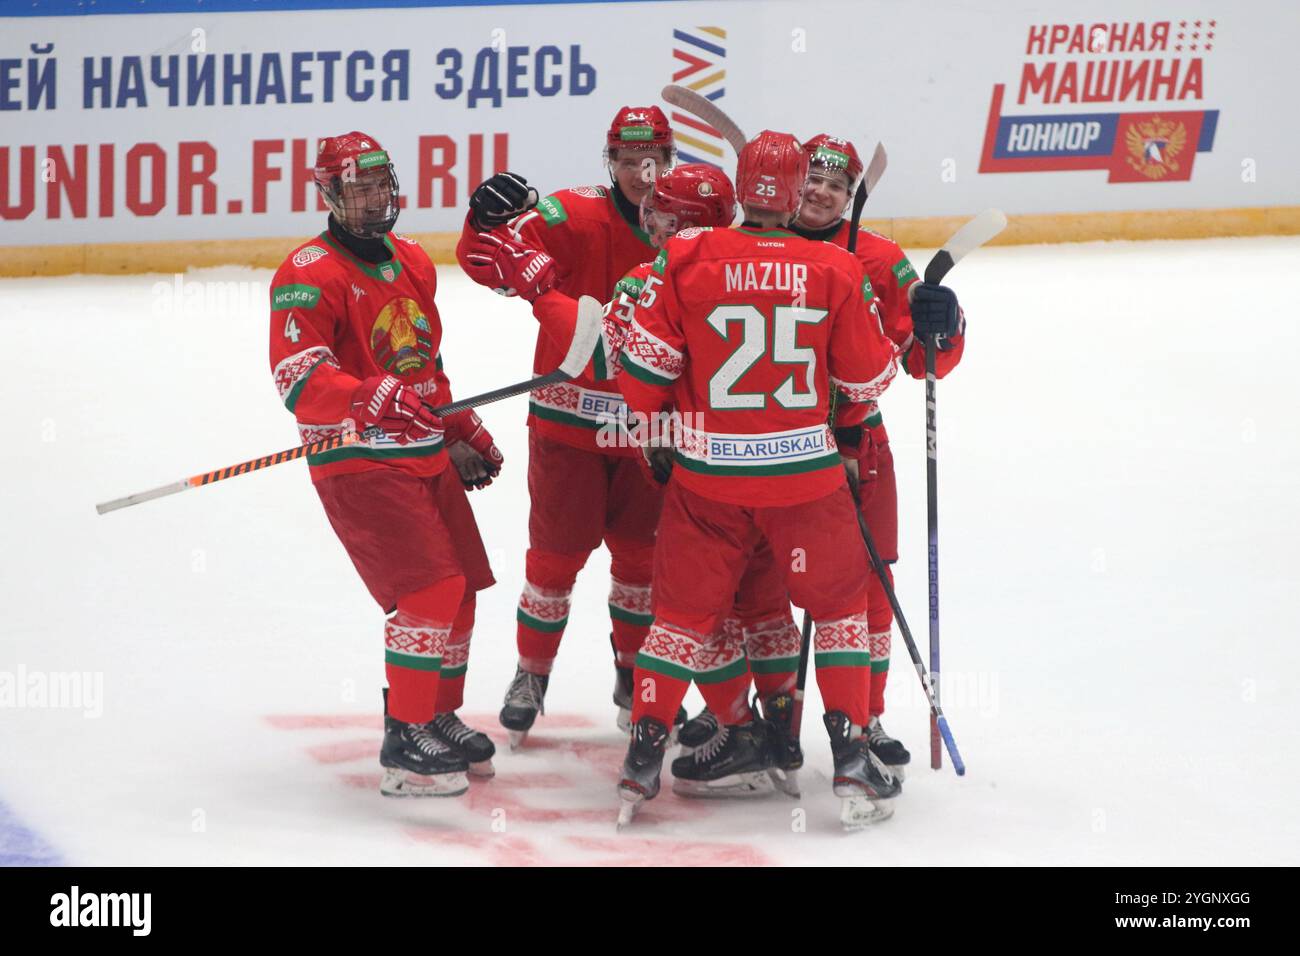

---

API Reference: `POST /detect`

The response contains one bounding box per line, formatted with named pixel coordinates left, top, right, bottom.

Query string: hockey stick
left=848, top=476, right=965, bottom=775
left=914, top=208, right=1008, bottom=769
left=96, top=296, right=605, bottom=515
left=661, top=85, right=748, bottom=155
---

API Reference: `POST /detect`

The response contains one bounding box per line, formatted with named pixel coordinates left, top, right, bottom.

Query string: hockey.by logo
left=50, top=886, right=151, bottom=936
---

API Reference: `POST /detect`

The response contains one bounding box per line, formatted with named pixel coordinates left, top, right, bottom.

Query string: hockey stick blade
left=559, top=295, right=604, bottom=378
left=430, top=296, right=601, bottom=416
left=923, top=208, right=1008, bottom=285
left=661, top=85, right=748, bottom=154
left=862, top=142, right=887, bottom=196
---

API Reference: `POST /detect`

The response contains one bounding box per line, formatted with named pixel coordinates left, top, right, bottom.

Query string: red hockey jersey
left=269, top=230, right=455, bottom=482
left=455, top=185, right=654, bottom=456
left=616, top=226, right=899, bottom=507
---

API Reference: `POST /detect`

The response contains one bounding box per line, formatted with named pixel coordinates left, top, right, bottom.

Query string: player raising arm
left=454, top=108, right=679, bottom=746
left=465, top=163, right=739, bottom=733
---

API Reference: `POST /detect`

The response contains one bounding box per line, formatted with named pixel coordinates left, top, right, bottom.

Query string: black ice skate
left=824, top=711, right=901, bottom=829
left=428, top=711, right=496, bottom=778
left=676, top=708, right=719, bottom=756
left=499, top=666, right=548, bottom=750
left=616, top=716, right=671, bottom=829
left=761, top=693, right=804, bottom=797
left=670, top=720, right=774, bottom=799
left=866, top=715, right=911, bottom=781
left=613, top=659, right=634, bottom=733
left=379, top=691, right=469, bottom=798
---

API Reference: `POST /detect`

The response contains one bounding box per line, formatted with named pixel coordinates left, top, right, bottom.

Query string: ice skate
left=615, top=716, right=670, bottom=829
left=379, top=698, right=469, bottom=798
left=675, top=708, right=718, bottom=757
left=499, top=665, right=548, bottom=750
left=428, top=711, right=496, bottom=777
left=761, top=692, right=804, bottom=798
left=671, top=720, right=774, bottom=799
left=612, top=660, right=634, bottom=733
left=824, top=711, right=900, bottom=829
left=866, top=715, right=910, bottom=781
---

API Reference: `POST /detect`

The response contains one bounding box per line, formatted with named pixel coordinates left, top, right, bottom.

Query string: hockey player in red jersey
left=612, top=131, right=903, bottom=829
left=792, top=133, right=967, bottom=776
left=269, top=132, right=502, bottom=797
left=465, top=162, right=738, bottom=735
left=454, top=107, right=679, bottom=746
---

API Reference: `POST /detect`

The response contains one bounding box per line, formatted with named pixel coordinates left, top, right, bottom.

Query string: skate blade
left=379, top=767, right=469, bottom=798
left=468, top=759, right=495, bottom=779
left=616, top=707, right=631, bottom=734
left=671, top=771, right=775, bottom=800
left=507, top=730, right=528, bottom=751
left=768, top=767, right=801, bottom=798
left=615, top=790, right=643, bottom=830
left=840, top=794, right=896, bottom=829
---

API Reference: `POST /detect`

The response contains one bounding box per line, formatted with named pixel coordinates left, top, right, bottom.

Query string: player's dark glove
left=644, top=446, right=674, bottom=485
left=443, top=409, right=503, bottom=490
left=469, top=172, right=538, bottom=230
left=910, top=283, right=965, bottom=351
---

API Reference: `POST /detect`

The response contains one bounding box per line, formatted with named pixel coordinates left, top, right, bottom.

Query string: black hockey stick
left=847, top=475, right=965, bottom=775
left=913, top=208, right=1007, bottom=767
left=96, top=296, right=605, bottom=514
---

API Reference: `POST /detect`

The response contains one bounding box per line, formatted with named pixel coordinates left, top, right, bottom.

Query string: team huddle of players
left=268, top=105, right=965, bottom=828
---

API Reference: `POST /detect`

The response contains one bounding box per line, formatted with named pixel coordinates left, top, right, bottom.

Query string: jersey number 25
left=706, top=304, right=827, bottom=410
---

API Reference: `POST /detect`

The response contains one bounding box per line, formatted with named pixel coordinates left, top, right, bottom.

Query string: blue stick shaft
left=926, top=338, right=942, bottom=770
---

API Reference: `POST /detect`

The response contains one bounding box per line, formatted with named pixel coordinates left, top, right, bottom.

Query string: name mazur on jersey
left=724, top=261, right=808, bottom=294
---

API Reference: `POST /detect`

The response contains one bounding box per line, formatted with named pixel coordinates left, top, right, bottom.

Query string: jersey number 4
left=283, top=314, right=302, bottom=343
left=706, top=304, right=827, bottom=410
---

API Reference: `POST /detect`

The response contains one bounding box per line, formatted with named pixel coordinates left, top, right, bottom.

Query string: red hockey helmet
left=606, top=105, right=675, bottom=154
left=735, top=130, right=809, bottom=217
left=640, top=163, right=736, bottom=245
left=804, top=133, right=864, bottom=189
left=314, top=131, right=401, bottom=238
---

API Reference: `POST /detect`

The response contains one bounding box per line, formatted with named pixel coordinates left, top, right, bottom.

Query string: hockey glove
left=350, top=376, right=443, bottom=446
left=464, top=233, right=558, bottom=302
left=910, top=283, right=965, bottom=351
left=443, top=409, right=504, bottom=489
left=469, top=172, right=538, bottom=230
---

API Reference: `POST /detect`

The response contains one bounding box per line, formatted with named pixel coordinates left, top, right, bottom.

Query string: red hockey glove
left=350, top=375, right=443, bottom=446
left=463, top=232, right=558, bottom=302
left=443, top=409, right=504, bottom=489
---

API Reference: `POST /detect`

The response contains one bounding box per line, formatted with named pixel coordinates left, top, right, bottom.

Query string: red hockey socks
left=632, top=619, right=707, bottom=727
left=608, top=544, right=655, bottom=668
left=867, top=564, right=894, bottom=717
left=515, top=549, right=588, bottom=674
left=744, top=614, right=802, bottom=701
left=433, top=594, right=476, bottom=714
left=812, top=612, right=872, bottom=727
left=694, top=618, right=751, bottom=724
left=386, top=575, right=466, bottom=724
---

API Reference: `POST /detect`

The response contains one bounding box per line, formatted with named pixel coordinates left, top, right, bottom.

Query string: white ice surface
left=1, top=236, right=1298, bottom=866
